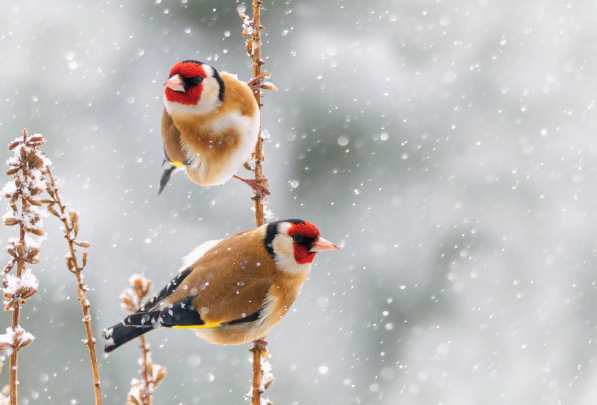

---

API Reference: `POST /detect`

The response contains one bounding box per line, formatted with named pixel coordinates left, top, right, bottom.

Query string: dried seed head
left=15, top=242, right=24, bottom=258
left=66, top=256, right=75, bottom=272
left=68, top=209, right=79, bottom=225
left=28, top=136, right=45, bottom=144
left=14, top=330, right=34, bottom=349
left=25, top=152, right=44, bottom=170
left=3, top=260, right=15, bottom=274
left=5, top=248, right=16, bottom=259
left=29, top=199, right=43, bottom=207
left=261, top=82, right=278, bottom=92
left=133, top=276, right=152, bottom=301
left=46, top=205, right=60, bottom=218
left=5, top=167, right=19, bottom=176
left=26, top=247, right=40, bottom=261
left=8, top=141, right=20, bottom=150
left=120, top=291, right=137, bottom=313
left=148, top=362, right=167, bottom=386
left=4, top=218, right=18, bottom=226
left=28, top=228, right=45, bottom=237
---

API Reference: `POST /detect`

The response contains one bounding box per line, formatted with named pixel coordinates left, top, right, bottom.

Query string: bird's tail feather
left=158, top=166, right=182, bottom=195
left=103, top=310, right=162, bottom=353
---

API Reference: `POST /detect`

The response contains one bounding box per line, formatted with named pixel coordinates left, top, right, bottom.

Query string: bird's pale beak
left=164, top=74, right=185, bottom=92
left=309, top=236, right=340, bottom=253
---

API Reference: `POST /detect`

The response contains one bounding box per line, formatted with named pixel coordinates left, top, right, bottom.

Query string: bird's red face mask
left=288, top=221, right=338, bottom=264
left=164, top=62, right=207, bottom=106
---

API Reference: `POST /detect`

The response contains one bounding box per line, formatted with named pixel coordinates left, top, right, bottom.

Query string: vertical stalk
left=45, top=167, right=102, bottom=405
left=140, top=336, right=152, bottom=405
left=247, top=2, right=269, bottom=404
left=251, top=0, right=266, bottom=229
left=9, top=130, right=29, bottom=405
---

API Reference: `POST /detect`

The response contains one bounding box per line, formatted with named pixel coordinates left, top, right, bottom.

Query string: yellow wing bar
left=171, top=322, right=221, bottom=329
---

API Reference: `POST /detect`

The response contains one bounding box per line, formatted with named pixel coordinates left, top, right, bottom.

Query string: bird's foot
left=234, top=175, right=271, bottom=196
left=252, top=338, right=268, bottom=352
left=247, top=72, right=277, bottom=93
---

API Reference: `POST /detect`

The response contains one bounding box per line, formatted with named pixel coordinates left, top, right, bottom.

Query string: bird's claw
left=252, top=338, right=268, bottom=352
left=234, top=175, right=270, bottom=196
left=248, top=72, right=276, bottom=93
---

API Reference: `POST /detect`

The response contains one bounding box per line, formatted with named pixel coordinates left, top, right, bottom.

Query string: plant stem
left=9, top=129, right=29, bottom=405
left=140, top=336, right=152, bottom=405
left=251, top=0, right=266, bottom=229
left=9, top=226, right=25, bottom=405
left=45, top=167, right=102, bottom=405
left=247, top=1, right=269, bottom=404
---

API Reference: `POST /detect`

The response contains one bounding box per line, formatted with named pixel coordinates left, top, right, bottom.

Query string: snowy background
left=1, top=0, right=597, bottom=404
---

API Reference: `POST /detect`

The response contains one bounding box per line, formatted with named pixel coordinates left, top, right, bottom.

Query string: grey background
left=1, top=0, right=596, bottom=404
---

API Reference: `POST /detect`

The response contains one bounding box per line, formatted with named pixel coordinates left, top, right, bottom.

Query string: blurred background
left=1, top=0, right=596, bottom=404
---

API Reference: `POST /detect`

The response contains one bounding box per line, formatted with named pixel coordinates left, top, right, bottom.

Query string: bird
left=103, top=219, right=339, bottom=352
left=158, top=59, right=269, bottom=195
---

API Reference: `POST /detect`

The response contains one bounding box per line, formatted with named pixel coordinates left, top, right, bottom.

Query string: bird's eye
left=292, top=234, right=303, bottom=243
left=194, top=77, right=203, bottom=84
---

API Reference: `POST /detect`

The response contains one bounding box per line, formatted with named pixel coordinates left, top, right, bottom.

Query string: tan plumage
left=159, top=60, right=266, bottom=194
left=103, top=219, right=338, bottom=351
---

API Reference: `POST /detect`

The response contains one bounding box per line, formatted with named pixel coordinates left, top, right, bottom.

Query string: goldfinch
left=103, top=219, right=338, bottom=352
left=159, top=60, right=269, bottom=195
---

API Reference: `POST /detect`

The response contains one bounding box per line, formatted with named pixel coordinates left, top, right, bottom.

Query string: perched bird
left=159, top=60, right=268, bottom=195
left=103, top=219, right=339, bottom=352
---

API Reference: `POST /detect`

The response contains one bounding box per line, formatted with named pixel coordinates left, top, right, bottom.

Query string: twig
left=2, top=129, right=47, bottom=405
left=139, top=336, right=152, bottom=405
left=242, top=0, right=268, bottom=229
left=121, top=275, right=166, bottom=405
left=241, top=1, right=274, bottom=404
left=44, top=166, right=102, bottom=405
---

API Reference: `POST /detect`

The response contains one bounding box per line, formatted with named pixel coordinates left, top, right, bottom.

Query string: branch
left=121, top=275, right=167, bottom=405
left=241, top=2, right=275, bottom=404
left=44, top=166, right=102, bottom=405
left=2, top=129, right=47, bottom=405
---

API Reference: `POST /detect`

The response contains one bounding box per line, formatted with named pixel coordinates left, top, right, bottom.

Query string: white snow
left=1, top=181, right=17, bottom=196
left=0, top=326, right=34, bottom=348
left=128, top=273, right=150, bottom=286
left=241, top=14, right=255, bottom=36
left=3, top=269, right=39, bottom=296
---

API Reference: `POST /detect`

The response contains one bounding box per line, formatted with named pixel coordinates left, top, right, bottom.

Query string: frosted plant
left=245, top=351, right=274, bottom=405
left=240, top=2, right=276, bottom=405
left=2, top=130, right=48, bottom=405
left=121, top=275, right=167, bottom=405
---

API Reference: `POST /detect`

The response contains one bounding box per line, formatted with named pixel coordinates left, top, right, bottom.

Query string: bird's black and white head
left=264, top=219, right=339, bottom=273
left=164, top=60, right=225, bottom=116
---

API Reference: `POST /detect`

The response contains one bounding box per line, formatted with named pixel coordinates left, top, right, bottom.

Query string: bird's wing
left=159, top=277, right=273, bottom=329
left=138, top=268, right=193, bottom=313
left=139, top=239, right=224, bottom=311
left=161, top=108, right=189, bottom=164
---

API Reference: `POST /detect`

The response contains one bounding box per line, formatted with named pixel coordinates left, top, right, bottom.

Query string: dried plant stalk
left=241, top=1, right=274, bottom=404
left=121, top=275, right=167, bottom=405
left=44, top=166, right=102, bottom=405
left=2, top=129, right=47, bottom=405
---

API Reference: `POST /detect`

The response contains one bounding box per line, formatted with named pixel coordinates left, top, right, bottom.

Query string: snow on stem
left=2, top=129, right=48, bottom=405
left=240, top=0, right=276, bottom=229
left=240, top=1, right=276, bottom=404
left=44, top=165, right=102, bottom=405
left=246, top=342, right=273, bottom=405
left=121, top=275, right=167, bottom=405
